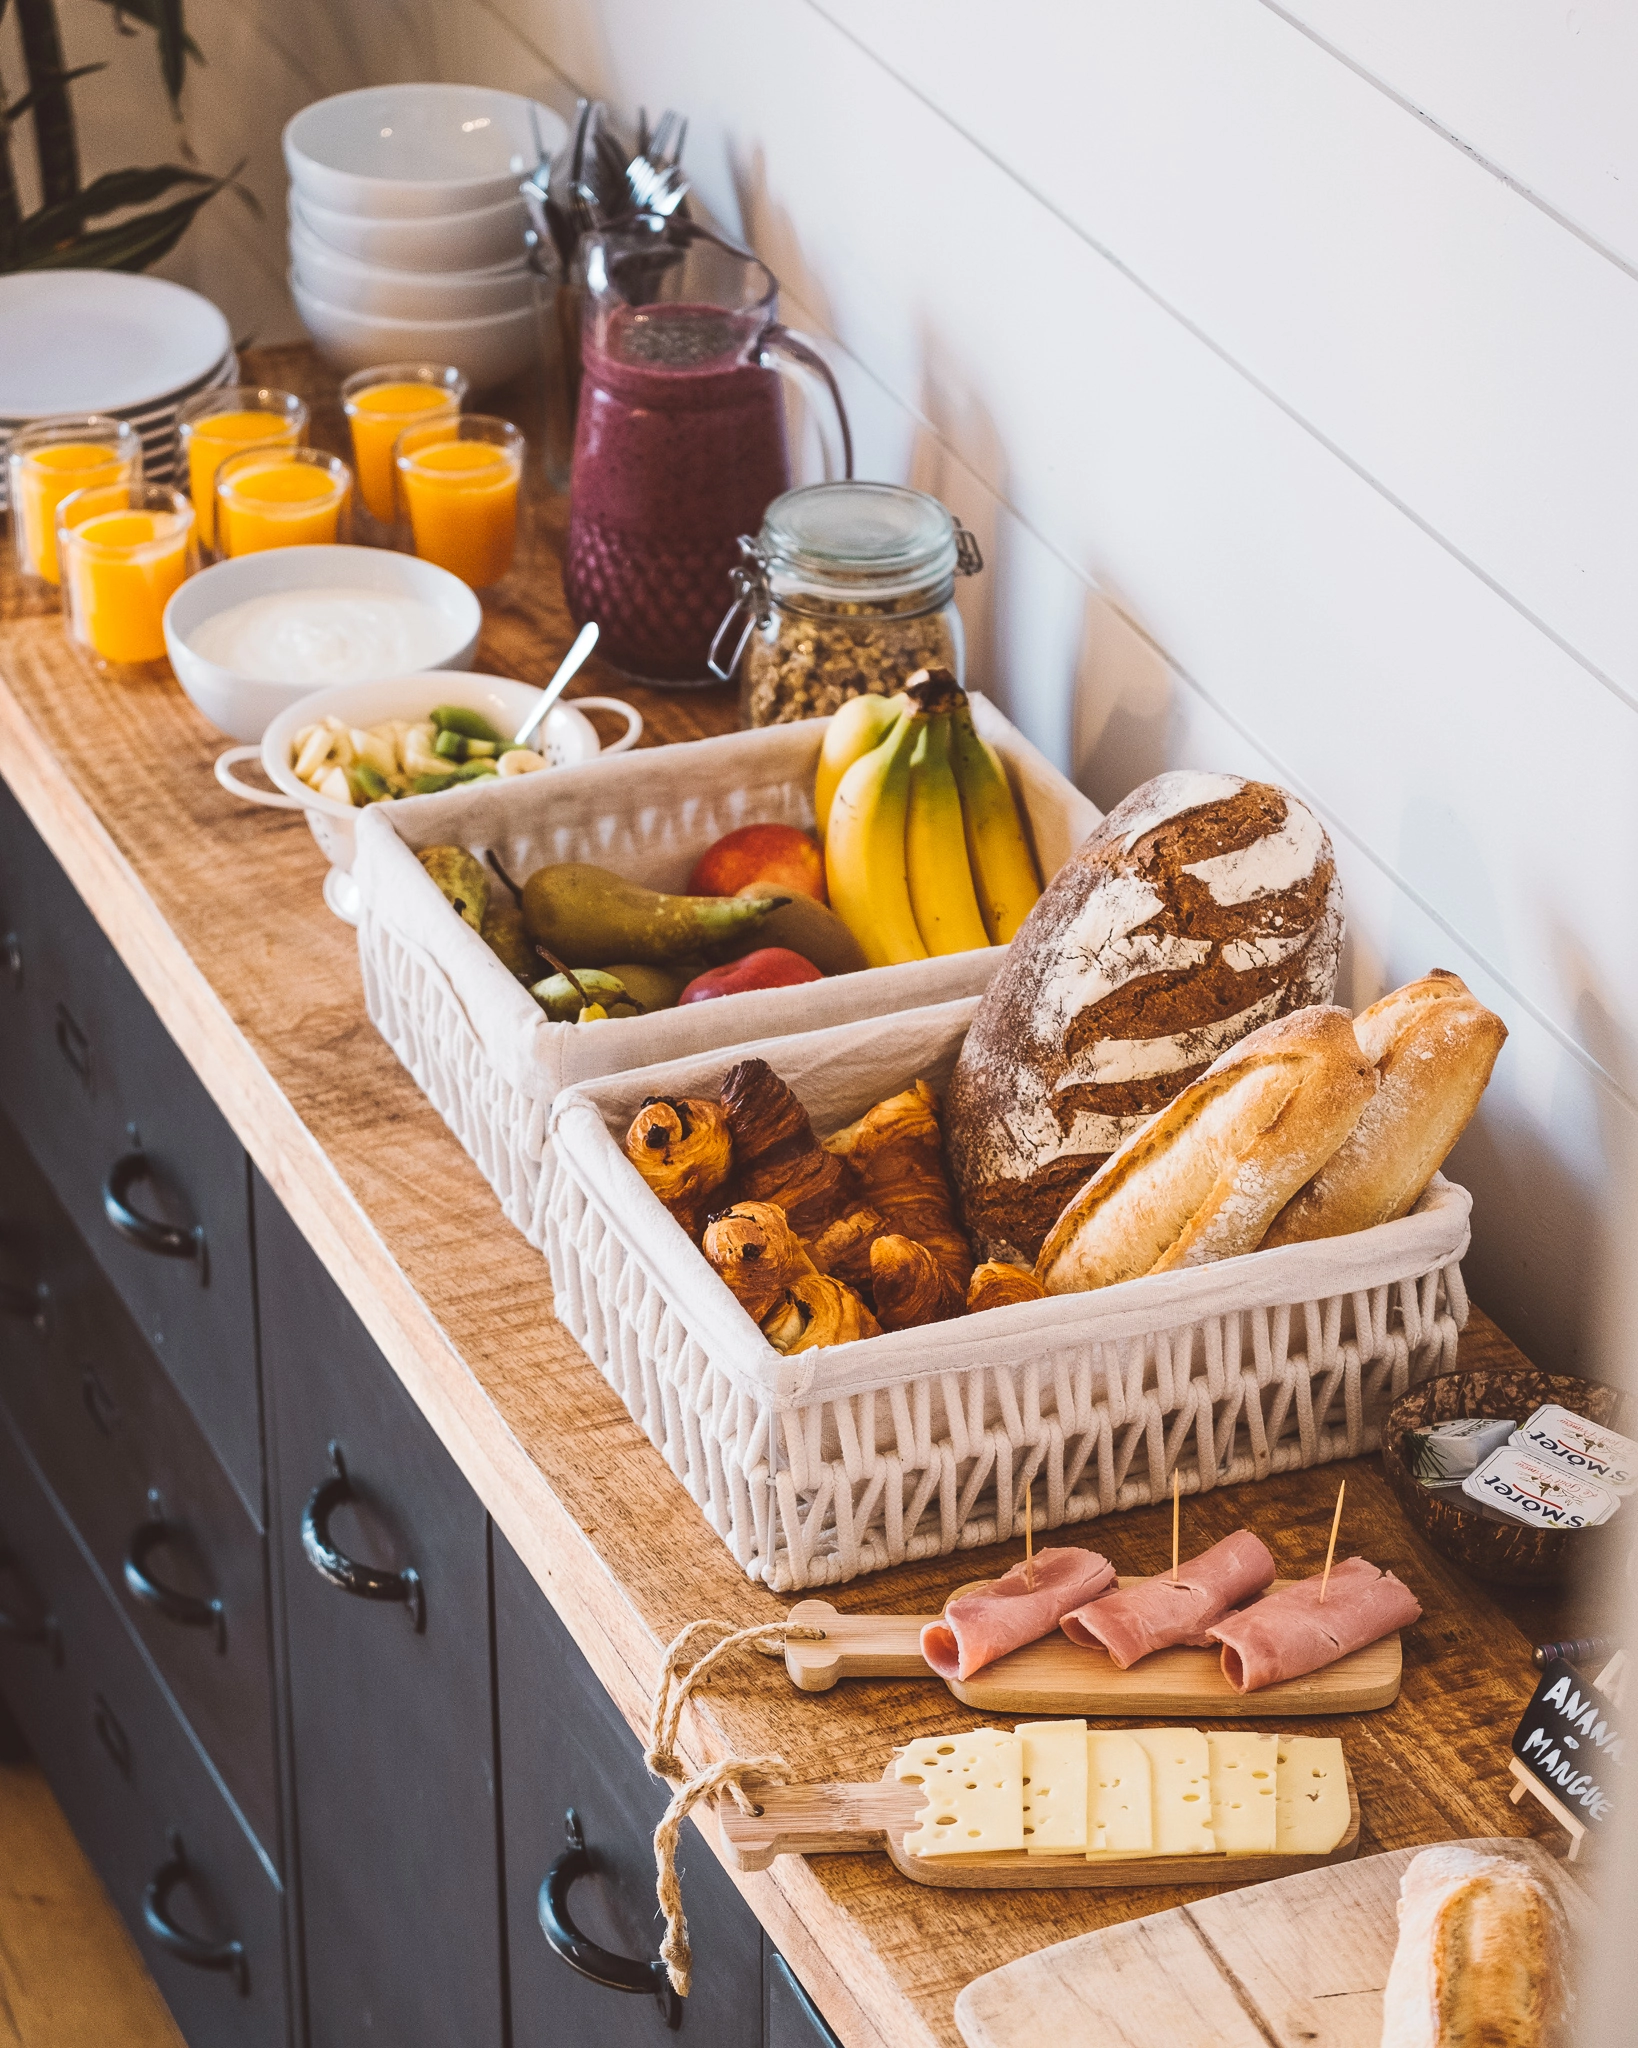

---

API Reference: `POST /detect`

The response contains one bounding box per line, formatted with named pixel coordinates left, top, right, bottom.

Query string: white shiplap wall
left=14, top=4, right=1625, bottom=1378
left=412, top=0, right=1633, bottom=1381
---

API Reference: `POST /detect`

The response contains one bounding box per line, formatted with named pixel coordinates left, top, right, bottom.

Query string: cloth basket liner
left=353, top=697, right=1099, bottom=1244
left=544, top=997, right=1473, bottom=1589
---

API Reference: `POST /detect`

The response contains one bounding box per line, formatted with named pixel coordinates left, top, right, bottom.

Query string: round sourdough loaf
left=946, top=771, right=1344, bottom=1261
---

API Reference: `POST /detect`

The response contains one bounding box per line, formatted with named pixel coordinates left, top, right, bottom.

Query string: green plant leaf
left=152, top=0, right=187, bottom=109
left=83, top=0, right=204, bottom=75
left=9, top=157, right=214, bottom=258
left=5, top=62, right=108, bottom=124
left=17, top=181, right=221, bottom=271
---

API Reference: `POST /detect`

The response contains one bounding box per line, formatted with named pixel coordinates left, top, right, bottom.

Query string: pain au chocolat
left=946, top=772, right=1344, bottom=1262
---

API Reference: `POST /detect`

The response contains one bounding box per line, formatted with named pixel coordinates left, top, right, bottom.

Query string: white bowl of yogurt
left=165, top=544, right=483, bottom=741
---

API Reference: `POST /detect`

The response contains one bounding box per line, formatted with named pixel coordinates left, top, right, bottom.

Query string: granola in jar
left=709, top=482, right=982, bottom=727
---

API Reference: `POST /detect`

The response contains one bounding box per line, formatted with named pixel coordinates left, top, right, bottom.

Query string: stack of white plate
left=0, top=271, right=234, bottom=507
left=285, top=83, right=565, bottom=391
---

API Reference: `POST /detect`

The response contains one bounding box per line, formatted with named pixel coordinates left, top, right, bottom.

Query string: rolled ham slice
left=920, top=1547, right=1116, bottom=1681
left=1058, top=1530, right=1276, bottom=1668
left=1208, top=1555, right=1422, bottom=1692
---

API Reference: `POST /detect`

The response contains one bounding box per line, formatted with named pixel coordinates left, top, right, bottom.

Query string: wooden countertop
left=0, top=344, right=1578, bottom=2047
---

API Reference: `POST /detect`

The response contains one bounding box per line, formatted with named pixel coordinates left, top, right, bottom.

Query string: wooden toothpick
left=1024, top=1478, right=1035, bottom=1591
left=1171, top=1470, right=1180, bottom=1584
left=1319, top=1478, right=1346, bottom=1603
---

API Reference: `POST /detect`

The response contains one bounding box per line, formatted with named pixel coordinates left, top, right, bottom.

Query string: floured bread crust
left=1034, top=1005, right=1375, bottom=1293
left=946, top=772, right=1343, bottom=1260
left=1379, top=1845, right=1571, bottom=2048
left=1264, top=969, right=1507, bottom=1246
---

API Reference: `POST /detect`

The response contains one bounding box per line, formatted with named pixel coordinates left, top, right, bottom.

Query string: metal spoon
left=513, top=621, right=600, bottom=748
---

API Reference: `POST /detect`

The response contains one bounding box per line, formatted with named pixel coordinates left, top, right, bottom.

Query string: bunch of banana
left=818, top=670, right=1042, bottom=968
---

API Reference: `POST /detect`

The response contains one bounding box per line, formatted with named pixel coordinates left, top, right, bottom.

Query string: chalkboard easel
left=1508, top=1649, right=1626, bottom=1861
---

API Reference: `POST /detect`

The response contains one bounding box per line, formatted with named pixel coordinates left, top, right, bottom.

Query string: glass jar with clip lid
left=709, top=481, right=983, bottom=726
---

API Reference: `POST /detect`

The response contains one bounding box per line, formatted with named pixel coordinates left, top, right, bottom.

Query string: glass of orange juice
left=9, top=415, right=144, bottom=585
left=57, top=482, right=197, bottom=671
left=177, top=386, right=307, bottom=552
left=341, top=363, right=467, bottom=527
left=213, top=446, right=352, bottom=558
left=394, top=414, right=524, bottom=589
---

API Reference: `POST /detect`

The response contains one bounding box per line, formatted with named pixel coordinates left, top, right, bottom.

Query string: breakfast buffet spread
left=0, top=77, right=1618, bottom=2048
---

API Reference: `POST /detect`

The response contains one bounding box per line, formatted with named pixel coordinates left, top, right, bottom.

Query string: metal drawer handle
left=125, top=1519, right=226, bottom=1652
left=0, top=1278, right=48, bottom=1333
left=104, top=1151, right=207, bottom=1274
left=143, top=1830, right=249, bottom=1995
left=538, top=1809, right=681, bottom=2029
left=0, top=1545, right=60, bottom=1660
left=55, top=1003, right=92, bottom=1090
left=301, top=1444, right=424, bottom=1631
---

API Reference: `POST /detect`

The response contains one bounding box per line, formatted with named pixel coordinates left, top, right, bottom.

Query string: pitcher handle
left=760, top=324, right=853, bottom=483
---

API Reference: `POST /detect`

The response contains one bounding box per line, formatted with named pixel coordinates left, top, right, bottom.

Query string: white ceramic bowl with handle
left=165, top=545, right=483, bottom=742
left=292, top=276, right=538, bottom=388
left=214, top=671, right=644, bottom=890
left=290, top=189, right=530, bottom=274
left=283, top=85, right=564, bottom=219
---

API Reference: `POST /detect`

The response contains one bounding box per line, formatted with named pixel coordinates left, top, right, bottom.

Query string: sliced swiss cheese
left=1130, top=1727, right=1216, bottom=1855
left=896, top=1728, right=1024, bottom=1857
left=1085, top=1731, right=1152, bottom=1857
left=1205, top=1730, right=1279, bottom=1853
left=1274, top=1735, right=1350, bottom=1855
left=1019, top=1719, right=1088, bottom=1854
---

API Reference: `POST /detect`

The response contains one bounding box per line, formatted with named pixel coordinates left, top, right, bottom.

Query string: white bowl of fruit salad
left=215, top=671, right=642, bottom=898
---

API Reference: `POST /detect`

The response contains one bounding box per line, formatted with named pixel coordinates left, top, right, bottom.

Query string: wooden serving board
left=717, top=1759, right=1360, bottom=1891
left=952, top=1836, right=1588, bottom=2048
left=784, top=1580, right=1403, bottom=1717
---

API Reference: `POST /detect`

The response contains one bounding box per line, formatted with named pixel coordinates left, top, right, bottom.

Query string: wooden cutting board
left=784, top=1581, right=1403, bottom=1717
left=717, top=1759, right=1360, bottom=1891
left=952, top=1836, right=1585, bottom=2047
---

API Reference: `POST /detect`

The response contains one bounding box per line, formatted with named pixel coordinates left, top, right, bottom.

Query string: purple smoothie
left=564, top=303, right=792, bottom=683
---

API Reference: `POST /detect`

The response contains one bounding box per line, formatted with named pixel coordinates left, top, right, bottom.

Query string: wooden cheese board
left=717, top=1759, right=1360, bottom=1891
left=784, top=1580, right=1403, bottom=1716
left=951, top=1836, right=1589, bottom=2048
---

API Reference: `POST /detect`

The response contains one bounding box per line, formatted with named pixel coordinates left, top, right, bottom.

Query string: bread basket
left=545, top=998, right=1474, bottom=1590
left=352, top=698, right=1098, bottom=1241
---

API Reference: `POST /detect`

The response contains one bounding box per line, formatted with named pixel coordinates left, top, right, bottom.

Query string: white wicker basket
left=545, top=998, right=1473, bottom=1591
left=353, top=698, right=1098, bottom=1246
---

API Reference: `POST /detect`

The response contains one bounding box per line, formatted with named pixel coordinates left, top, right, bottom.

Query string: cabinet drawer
left=767, top=1955, right=843, bottom=2047
left=494, top=1530, right=765, bottom=2048
left=0, top=1107, right=279, bottom=1859
left=0, top=1410, right=289, bottom=2048
left=257, top=1170, right=503, bottom=2048
left=0, top=778, right=261, bottom=1521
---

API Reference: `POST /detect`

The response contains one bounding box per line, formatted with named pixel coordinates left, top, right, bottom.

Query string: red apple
left=678, top=948, right=824, bottom=1004
left=687, top=824, right=827, bottom=904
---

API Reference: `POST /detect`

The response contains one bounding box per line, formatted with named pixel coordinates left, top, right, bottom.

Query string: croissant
left=761, top=1271, right=880, bottom=1353
left=625, top=1096, right=734, bottom=1238
left=823, top=1080, right=973, bottom=1290
left=702, top=1201, right=814, bottom=1322
left=965, top=1260, right=1047, bottom=1314
left=805, top=1204, right=886, bottom=1293
left=870, top=1234, right=964, bottom=1331
left=720, top=1058, right=873, bottom=1239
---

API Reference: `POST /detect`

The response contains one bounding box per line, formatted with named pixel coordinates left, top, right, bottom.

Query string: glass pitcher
left=564, top=219, right=852, bottom=687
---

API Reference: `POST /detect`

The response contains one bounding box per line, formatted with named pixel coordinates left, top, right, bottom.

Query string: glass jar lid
left=757, top=481, right=980, bottom=606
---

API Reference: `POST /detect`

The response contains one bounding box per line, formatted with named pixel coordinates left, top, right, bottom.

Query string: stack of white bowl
left=285, top=83, right=565, bottom=391
left=0, top=271, right=234, bottom=507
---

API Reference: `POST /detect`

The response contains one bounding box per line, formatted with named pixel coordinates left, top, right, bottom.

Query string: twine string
left=643, top=1617, right=826, bottom=1997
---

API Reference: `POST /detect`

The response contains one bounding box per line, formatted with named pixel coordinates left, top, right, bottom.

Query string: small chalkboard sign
left=1509, top=1657, right=1623, bottom=1848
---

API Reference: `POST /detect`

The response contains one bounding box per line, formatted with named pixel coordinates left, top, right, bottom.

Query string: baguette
left=1035, top=1006, right=1376, bottom=1293
left=1264, top=970, right=1506, bottom=1247
left=1379, top=1845, right=1570, bottom=2048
